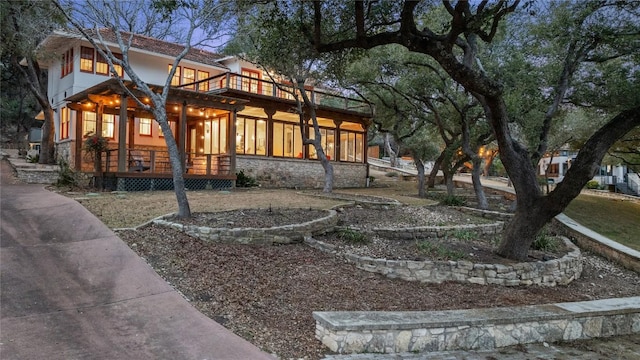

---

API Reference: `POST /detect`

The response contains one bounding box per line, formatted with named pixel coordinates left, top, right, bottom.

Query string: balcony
left=176, top=73, right=373, bottom=116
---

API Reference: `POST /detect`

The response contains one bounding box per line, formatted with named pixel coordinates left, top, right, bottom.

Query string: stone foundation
left=305, top=236, right=582, bottom=286
left=154, top=209, right=337, bottom=245
left=313, top=297, right=640, bottom=354
left=237, top=156, right=367, bottom=189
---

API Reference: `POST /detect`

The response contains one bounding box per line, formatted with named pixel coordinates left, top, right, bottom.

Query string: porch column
left=128, top=114, right=135, bottom=150
left=74, top=109, right=83, bottom=170
left=362, top=123, right=368, bottom=164
left=96, top=102, right=104, bottom=138
left=334, top=120, right=342, bottom=162
left=263, top=107, right=276, bottom=157
left=117, top=95, right=128, bottom=172
left=229, top=110, right=237, bottom=174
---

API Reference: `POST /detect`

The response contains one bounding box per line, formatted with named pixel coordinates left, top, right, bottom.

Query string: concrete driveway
left=0, top=159, right=274, bottom=359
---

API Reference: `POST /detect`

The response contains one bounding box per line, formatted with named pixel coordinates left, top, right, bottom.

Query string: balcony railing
left=102, top=149, right=231, bottom=176
left=176, top=73, right=373, bottom=115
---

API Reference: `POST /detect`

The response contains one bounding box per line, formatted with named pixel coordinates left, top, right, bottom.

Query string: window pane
left=273, top=122, right=284, bottom=157
left=197, top=70, right=210, bottom=91
left=80, top=47, right=94, bottom=73
left=96, top=52, right=108, bottom=75
left=204, top=121, right=211, bottom=154
left=245, top=118, right=255, bottom=154
left=293, top=125, right=302, bottom=159
left=256, top=120, right=266, bottom=155
left=355, top=133, right=363, bottom=162
left=183, top=68, right=195, bottom=89
left=169, top=65, right=180, bottom=86
left=102, top=114, right=115, bottom=138
left=139, top=118, right=152, bottom=136
left=112, top=53, right=123, bottom=77
left=235, top=118, right=245, bottom=154
left=83, top=112, right=96, bottom=136
left=326, top=130, right=335, bottom=161
left=220, top=118, right=227, bottom=153
left=340, top=132, right=348, bottom=161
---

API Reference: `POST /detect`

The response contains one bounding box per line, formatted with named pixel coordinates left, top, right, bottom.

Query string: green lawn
left=563, top=194, right=640, bottom=251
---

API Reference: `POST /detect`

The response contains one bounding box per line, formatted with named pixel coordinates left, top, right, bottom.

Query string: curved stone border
left=305, top=236, right=582, bottom=287
left=302, top=191, right=402, bottom=208
left=154, top=209, right=337, bottom=245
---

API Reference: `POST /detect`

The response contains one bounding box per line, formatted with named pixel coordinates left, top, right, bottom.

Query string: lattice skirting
left=101, top=175, right=233, bottom=191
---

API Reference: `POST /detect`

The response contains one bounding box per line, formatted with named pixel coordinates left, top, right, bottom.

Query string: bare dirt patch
left=118, top=225, right=640, bottom=360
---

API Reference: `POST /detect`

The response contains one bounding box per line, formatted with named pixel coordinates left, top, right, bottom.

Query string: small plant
left=586, top=180, right=600, bottom=190
left=416, top=240, right=466, bottom=260
left=236, top=170, right=258, bottom=187
left=453, top=229, right=477, bottom=241
left=336, top=228, right=369, bottom=244
left=56, top=159, right=79, bottom=187
left=440, top=195, right=466, bottom=206
left=385, top=171, right=398, bottom=177
left=532, top=227, right=559, bottom=252
left=26, top=154, right=39, bottom=163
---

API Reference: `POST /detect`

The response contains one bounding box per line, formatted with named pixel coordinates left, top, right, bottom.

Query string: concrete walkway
left=0, top=158, right=274, bottom=359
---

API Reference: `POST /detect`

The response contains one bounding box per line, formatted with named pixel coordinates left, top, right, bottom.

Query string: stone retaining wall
left=455, top=206, right=514, bottom=222
left=15, top=167, right=59, bottom=184
left=154, top=209, right=337, bottom=245
left=313, top=296, right=640, bottom=354
left=361, top=222, right=504, bottom=241
left=237, top=156, right=367, bottom=189
left=305, top=236, right=582, bottom=286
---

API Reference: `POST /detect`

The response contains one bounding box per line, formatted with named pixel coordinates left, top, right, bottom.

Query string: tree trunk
left=416, top=159, right=426, bottom=197
left=157, top=109, right=191, bottom=218
left=39, top=105, right=56, bottom=164
left=471, top=156, right=488, bottom=209
left=384, top=133, right=398, bottom=168
left=496, top=201, right=550, bottom=260
left=427, top=151, right=445, bottom=188
left=443, top=168, right=455, bottom=196
left=93, top=150, right=103, bottom=189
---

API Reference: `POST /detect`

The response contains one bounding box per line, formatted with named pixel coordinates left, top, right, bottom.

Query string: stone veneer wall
left=154, top=209, right=337, bottom=245
left=237, top=156, right=367, bottom=188
left=313, top=297, right=640, bottom=354
left=305, top=236, right=582, bottom=286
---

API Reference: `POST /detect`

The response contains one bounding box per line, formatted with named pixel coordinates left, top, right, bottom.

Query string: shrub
left=532, top=227, right=560, bottom=252
left=26, top=154, right=39, bottom=163
left=56, top=159, right=79, bottom=187
left=235, top=170, right=258, bottom=187
left=440, top=195, right=466, bottom=206
left=336, top=228, right=369, bottom=244
left=586, top=180, right=600, bottom=189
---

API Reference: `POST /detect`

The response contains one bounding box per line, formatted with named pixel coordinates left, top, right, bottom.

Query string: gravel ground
left=118, top=224, right=640, bottom=360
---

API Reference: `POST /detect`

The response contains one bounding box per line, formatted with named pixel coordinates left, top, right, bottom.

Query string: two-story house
left=36, top=29, right=372, bottom=191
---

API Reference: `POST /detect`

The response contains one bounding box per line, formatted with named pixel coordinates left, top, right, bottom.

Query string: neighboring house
left=538, top=147, right=639, bottom=196
left=36, top=29, right=372, bottom=191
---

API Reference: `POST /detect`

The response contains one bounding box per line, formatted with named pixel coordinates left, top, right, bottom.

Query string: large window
left=241, top=68, right=261, bottom=94
left=203, top=117, right=228, bottom=154
left=273, top=122, right=302, bottom=158
left=139, top=118, right=152, bottom=136
left=61, top=48, right=74, bottom=78
left=340, top=131, right=364, bottom=162
left=236, top=117, right=266, bottom=155
left=80, top=47, right=94, bottom=73
left=83, top=112, right=96, bottom=136
left=308, top=128, right=335, bottom=160
left=182, top=67, right=195, bottom=89
left=197, top=70, right=210, bottom=91
left=60, top=107, right=71, bottom=140
left=95, top=52, right=109, bottom=75
left=102, top=114, right=115, bottom=138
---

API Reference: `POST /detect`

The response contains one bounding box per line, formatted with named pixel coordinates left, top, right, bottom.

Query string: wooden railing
left=103, top=149, right=231, bottom=176
left=177, top=72, right=373, bottom=115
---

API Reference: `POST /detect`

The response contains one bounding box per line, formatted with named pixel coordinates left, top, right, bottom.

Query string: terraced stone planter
left=306, top=236, right=583, bottom=286
left=353, top=221, right=505, bottom=241
left=154, top=209, right=337, bottom=245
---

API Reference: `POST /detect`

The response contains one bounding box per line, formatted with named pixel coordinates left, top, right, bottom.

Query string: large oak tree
left=305, top=0, right=639, bottom=260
